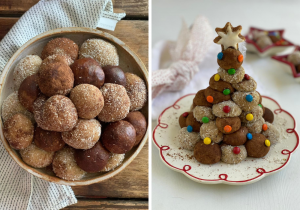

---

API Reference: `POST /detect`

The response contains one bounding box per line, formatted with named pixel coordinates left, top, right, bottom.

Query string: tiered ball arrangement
left=2, top=37, right=147, bottom=180
left=178, top=22, right=280, bottom=165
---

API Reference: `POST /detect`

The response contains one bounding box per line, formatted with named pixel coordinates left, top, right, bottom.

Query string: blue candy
left=247, top=133, right=253, bottom=140
left=187, top=125, right=193, bottom=132
left=217, top=52, right=223, bottom=60
left=246, top=94, right=253, bottom=102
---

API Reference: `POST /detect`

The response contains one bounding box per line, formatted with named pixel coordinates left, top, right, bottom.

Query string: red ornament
left=182, top=112, right=189, bottom=118
left=244, top=74, right=250, bottom=80
left=233, top=147, right=240, bottom=154
left=223, top=106, right=231, bottom=113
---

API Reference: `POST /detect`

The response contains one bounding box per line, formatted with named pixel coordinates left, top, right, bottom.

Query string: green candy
left=258, top=104, right=262, bottom=108
left=223, top=89, right=230, bottom=95
left=228, top=68, right=236, bottom=75
left=202, top=117, right=209, bottom=123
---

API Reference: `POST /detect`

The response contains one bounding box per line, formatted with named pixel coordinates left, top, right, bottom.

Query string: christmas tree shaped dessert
left=177, top=22, right=280, bottom=165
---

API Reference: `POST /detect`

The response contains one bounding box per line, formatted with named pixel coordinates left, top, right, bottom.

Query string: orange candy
left=224, top=125, right=232, bottom=133
left=207, top=96, right=214, bottom=103
left=262, top=124, right=268, bottom=131
left=238, top=54, right=243, bottom=62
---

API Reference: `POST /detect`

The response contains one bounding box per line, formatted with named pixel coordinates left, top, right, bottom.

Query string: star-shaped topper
left=214, top=22, right=245, bottom=50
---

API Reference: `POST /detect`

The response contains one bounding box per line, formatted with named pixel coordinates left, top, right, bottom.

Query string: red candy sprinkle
left=233, top=147, right=240, bottom=154
left=244, top=74, right=250, bottom=80
left=223, top=106, right=231, bottom=113
left=182, top=112, right=189, bottom=118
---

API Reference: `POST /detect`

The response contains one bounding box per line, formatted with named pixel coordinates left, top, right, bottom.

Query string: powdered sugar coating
left=62, top=119, right=101, bottom=150
left=98, top=83, right=130, bottom=122
left=244, top=117, right=265, bottom=133
left=178, top=127, right=201, bottom=151
left=52, top=147, right=86, bottom=181
left=256, top=36, right=272, bottom=49
left=200, top=121, right=223, bottom=143
left=240, top=105, right=263, bottom=123
left=221, top=145, right=247, bottom=164
left=2, top=91, right=34, bottom=123
left=100, top=153, right=125, bottom=172
left=262, top=122, right=280, bottom=144
left=232, top=91, right=260, bottom=112
left=193, top=106, right=215, bottom=122
left=13, top=55, right=42, bottom=90
left=79, top=38, right=119, bottom=67
left=217, top=66, right=245, bottom=84
left=232, top=76, right=257, bottom=92
left=20, top=142, right=54, bottom=168
left=287, top=51, right=300, bottom=65
left=212, top=100, right=242, bottom=118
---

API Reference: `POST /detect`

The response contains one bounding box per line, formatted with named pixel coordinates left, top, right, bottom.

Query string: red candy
left=244, top=74, right=250, bottom=80
left=182, top=112, right=189, bottom=118
left=223, top=106, right=231, bottom=113
left=233, top=147, right=240, bottom=154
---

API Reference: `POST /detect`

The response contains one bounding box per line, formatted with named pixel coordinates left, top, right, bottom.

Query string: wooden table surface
left=0, top=0, right=148, bottom=209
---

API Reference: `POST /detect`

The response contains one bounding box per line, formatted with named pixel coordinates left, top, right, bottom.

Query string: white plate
left=153, top=94, right=299, bottom=185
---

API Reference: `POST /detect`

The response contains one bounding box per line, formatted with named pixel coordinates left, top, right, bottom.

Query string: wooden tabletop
left=0, top=0, right=148, bottom=209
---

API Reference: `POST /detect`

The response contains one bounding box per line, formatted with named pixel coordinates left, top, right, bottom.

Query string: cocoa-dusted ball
left=42, top=95, right=78, bottom=132
left=70, top=58, right=105, bottom=88
left=124, top=111, right=147, bottom=146
left=34, top=127, right=65, bottom=152
left=70, top=84, right=104, bottom=119
left=193, top=89, right=213, bottom=107
left=18, top=74, right=40, bottom=112
left=102, top=120, right=136, bottom=154
left=75, top=142, right=110, bottom=173
left=194, top=140, right=221, bottom=164
left=216, top=117, right=241, bottom=134
left=217, top=48, right=243, bottom=70
left=186, top=112, right=202, bottom=132
left=41, top=37, right=79, bottom=61
left=98, top=84, right=130, bottom=122
left=102, top=66, right=126, bottom=86
left=38, top=62, right=74, bottom=97
left=125, top=73, right=147, bottom=111
left=4, top=113, right=34, bottom=150
left=245, top=133, right=270, bottom=158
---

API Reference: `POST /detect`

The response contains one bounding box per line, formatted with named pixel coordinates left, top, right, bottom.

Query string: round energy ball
left=212, top=100, right=242, bottom=118
left=244, top=117, right=265, bottom=133
left=70, top=84, right=104, bottom=119
left=223, top=126, right=248, bottom=146
left=177, top=127, right=201, bottom=151
left=40, top=54, right=74, bottom=68
left=185, top=112, right=202, bottom=132
left=100, top=153, right=125, bottom=172
left=245, top=133, right=270, bottom=158
left=232, top=76, right=257, bottom=92
left=62, top=119, right=101, bottom=150
left=20, top=142, right=54, bottom=168
left=200, top=121, right=223, bottom=143
left=34, top=127, right=65, bottom=152
left=193, top=106, right=215, bottom=123
left=262, top=122, right=280, bottom=144
left=41, top=37, right=79, bottom=61
left=217, top=66, right=245, bottom=84
left=287, top=51, right=300, bottom=65
left=70, top=58, right=105, bottom=88
left=125, top=73, right=147, bottom=111
left=194, top=140, right=221, bottom=164
left=256, top=35, right=272, bottom=49
left=217, top=48, right=243, bottom=70
left=221, top=144, right=247, bottom=164
left=32, top=95, right=47, bottom=128
left=240, top=105, right=263, bottom=123
left=79, top=38, right=119, bottom=66
left=232, top=91, right=260, bottom=112
left=102, top=66, right=126, bottom=86
left=52, top=147, right=86, bottom=181
left=4, top=113, right=34, bottom=150
left=13, top=55, right=42, bottom=90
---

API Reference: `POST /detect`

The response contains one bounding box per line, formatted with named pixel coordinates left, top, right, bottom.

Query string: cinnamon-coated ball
left=124, top=111, right=147, bottom=146
left=34, top=127, right=65, bottom=152
left=41, top=54, right=74, bottom=68
left=102, top=66, right=126, bottom=86
left=217, top=48, right=243, bottom=70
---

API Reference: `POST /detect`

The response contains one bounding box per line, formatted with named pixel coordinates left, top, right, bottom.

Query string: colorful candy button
left=244, top=74, right=250, bottom=80
left=228, top=68, right=236, bottom=75
left=258, top=104, right=262, bottom=108
left=214, top=74, right=220, bottom=81
left=224, top=125, right=232, bottom=133
left=217, top=52, right=223, bottom=60
left=182, top=112, right=189, bottom=118
left=246, top=113, right=254, bottom=121
left=207, top=96, right=214, bottom=103
left=202, top=117, right=209, bottom=123
left=262, top=124, right=268, bottom=131
left=223, top=106, right=231, bottom=113
left=233, top=147, right=240, bottom=154
left=265, top=139, right=271, bottom=147
left=223, top=89, right=230, bottom=95
left=247, top=133, right=253, bottom=140
left=238, top=54, right=243, bottom=63
left=187, top=125, right=193, bottom=132
left=204, top=137, right=211, bottom=145
left=246, top=94, right=253, bottom=102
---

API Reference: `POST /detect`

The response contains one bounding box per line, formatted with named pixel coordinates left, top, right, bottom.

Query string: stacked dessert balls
left=2, top=37, right=147, bottom=180
left=251, top=30, right=287, bottom=50
left=178, top=22, right=280, bottom=165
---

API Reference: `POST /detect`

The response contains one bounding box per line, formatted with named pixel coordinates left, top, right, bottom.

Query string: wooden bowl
left=0, top=27, right=148, bottom=186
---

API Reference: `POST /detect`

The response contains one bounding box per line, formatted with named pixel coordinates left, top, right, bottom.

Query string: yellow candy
left=204, top=137, right=211, bottom=145
left=214, top=74, right=220, bottom=81
left=265, top=139, right=271, bottom=147
left=246, top=113, right=254, bottom=121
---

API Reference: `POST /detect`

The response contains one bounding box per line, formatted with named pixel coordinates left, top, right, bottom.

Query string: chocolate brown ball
left=102, top=66, right=126, bottom=86
left=98, top=84, right=130, bottom=122
left=209, top=74, right=234, bottom=93
left=33, top=95, right=47, bottom=128
left=193, top=89, right=213, bottom=107
left=70, top=84, right=104, bottom=119
left=38, top=62, right=74, bottom=97
left=194, top=140, right=221, bottom=164
left=18, top=74, right=40, bottom=112
left=245, top=133, right=270, bottom=158
left=4, top=113, right=34, bottom=150
left=102, top=120, right=136, bottom=154
left=179, top=112, right=188, bottom=128
left=204, top=87, right=231, bottom=104
left=223, top=126, right=248, bottom=146
left=75, top=142, right=111, bottom=173
left=216, top=117, right=241, bottom=134
left=41, top=37, right=79, bottom=61
left=217, top=48, right=243, bottom=70
left=70, top=58, right=105, bottom=88
left=124, top=111, right=147, bottom=146
left=263, top=107, right=274, bottom=123
left=186, top=112, right=202, bottom=132
left=34, top=127, right=65, bottom=152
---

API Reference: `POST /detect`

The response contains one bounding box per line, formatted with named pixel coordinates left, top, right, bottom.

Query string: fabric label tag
left=97, top=16, right=118, bottom=31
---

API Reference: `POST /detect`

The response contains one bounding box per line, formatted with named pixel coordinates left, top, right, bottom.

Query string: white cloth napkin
left=0, top=0, right=125, bottom=209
